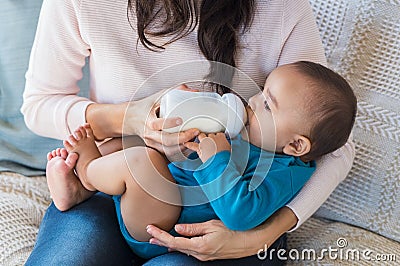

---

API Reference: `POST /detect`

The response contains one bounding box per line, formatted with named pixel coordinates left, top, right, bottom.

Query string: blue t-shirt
left=170, top=135, right=316, bottom=231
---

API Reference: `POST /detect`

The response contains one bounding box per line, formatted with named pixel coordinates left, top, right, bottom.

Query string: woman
left=22, top=0, right=354, bottom=265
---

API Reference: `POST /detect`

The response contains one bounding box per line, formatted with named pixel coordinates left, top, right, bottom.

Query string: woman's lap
left=25, top=193, right=142, bottom=266
left=26, top=192, right=287, bottom=266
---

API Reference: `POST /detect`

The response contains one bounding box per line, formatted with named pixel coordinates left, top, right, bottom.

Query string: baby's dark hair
left=292, top=61, right=357, bottom=161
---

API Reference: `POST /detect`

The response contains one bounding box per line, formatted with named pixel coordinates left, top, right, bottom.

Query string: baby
left=46, top=61, right=357, bottom=259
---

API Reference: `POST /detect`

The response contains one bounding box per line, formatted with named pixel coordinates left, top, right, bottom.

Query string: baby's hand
left=184, top=132, right=231, bottom=163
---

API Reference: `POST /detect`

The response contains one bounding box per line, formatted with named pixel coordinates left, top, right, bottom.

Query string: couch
left=0, top=0, right=399, bottom=265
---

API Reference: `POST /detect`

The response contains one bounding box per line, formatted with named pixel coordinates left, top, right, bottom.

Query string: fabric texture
left=310, top=0, right=400, bottom=243
left=0, top=173, right=49, bottom=265
left=286, top=0, right=400, bottom=264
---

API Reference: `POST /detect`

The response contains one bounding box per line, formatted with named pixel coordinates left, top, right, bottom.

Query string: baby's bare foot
left=64, top=124, right=102, bottom=191
left=46, top=148, right=94, bottom=211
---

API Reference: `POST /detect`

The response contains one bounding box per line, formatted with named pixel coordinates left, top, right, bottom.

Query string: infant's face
left=242, top=65, right=310, bottom=152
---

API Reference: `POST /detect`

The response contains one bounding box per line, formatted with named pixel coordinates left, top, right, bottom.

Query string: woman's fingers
left=144, top=128, right=199, bottom=147
left=144, top=139, right=190, bottom=161
left=175, top=84, right=190, bottom=91
left=173, top=222, right=213, bottom=237
left=147, top=117, right=183, bottom=131
left=123, top=90, right=167, bottom=137
left=175, top=84, right=199, bottom=92
left=184, top=142, right=200, bottom=152
left=146, top=221, right=227, bottom=261
left=197, top=133, right=207, bottom=141
left=144, top=138, right=183, bottom=153
left=146, top=225, right=201, bottom=254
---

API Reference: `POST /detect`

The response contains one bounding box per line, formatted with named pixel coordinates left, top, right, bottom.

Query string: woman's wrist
left=250, top=207, right=298, bottom=251
left=86, top=102, right=127, bottom=140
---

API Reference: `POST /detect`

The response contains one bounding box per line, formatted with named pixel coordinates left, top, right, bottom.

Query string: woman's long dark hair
left=127, top=0, right=255, bottom=93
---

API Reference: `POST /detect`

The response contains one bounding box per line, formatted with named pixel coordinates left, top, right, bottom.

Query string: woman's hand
left=86, top=85, right=199, bottom=158
left=124, top=89, right=199, bottom=157
left=146, top=207, right=298, bottom=261
left=147, top=220, right=250, bottom=261
left=185, top=132, right=231, bottom=163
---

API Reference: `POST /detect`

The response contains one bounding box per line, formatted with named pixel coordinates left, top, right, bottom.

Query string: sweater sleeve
left=21, top=0, right=93, bottom=140
left=193, top=151, right=313, bottom=231
left=286, top=138, right=355, bottom=231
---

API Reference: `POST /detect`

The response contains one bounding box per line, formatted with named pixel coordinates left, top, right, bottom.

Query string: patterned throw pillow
left=309, top=0, right=400, bottom=243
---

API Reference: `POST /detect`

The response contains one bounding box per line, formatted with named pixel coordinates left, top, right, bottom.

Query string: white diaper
left=159, top=89, right=247, bottom=138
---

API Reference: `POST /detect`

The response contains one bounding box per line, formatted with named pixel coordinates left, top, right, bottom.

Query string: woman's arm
left=21, top=0, right=134, bottom=140
left=21, top=0, right=91, bottom=140
left=21, top=0, right=197, bottom=153
left=278, top=0, right=327, bottom=66
left=286, top=139, right=355, bottom=230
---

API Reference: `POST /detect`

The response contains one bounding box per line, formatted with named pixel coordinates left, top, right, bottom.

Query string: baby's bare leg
left=66, top=125, right=181, bottom=241
left=114, top=147, right=181, bottom=241
left=97, top=135, right=145, bottom=155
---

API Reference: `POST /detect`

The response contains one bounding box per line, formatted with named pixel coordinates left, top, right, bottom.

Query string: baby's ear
left=282, top=135, right=311, bottom=157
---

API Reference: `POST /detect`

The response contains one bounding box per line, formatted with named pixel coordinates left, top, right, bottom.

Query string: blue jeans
left=26, top=193, right=287, bottom=266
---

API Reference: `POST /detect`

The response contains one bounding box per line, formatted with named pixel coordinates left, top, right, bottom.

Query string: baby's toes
left=84, top=123, right=94, bottom=138
left=63, top=140, right=73, bottom=151
left=74, top=128, right=83, bottom=140
left=68, top=135, right=78, bottom=146
left=78, top=126, right=88, bottom=139
left=65, top=152, right=79, bottom=169
left=60, top=148, right=69, bottom=159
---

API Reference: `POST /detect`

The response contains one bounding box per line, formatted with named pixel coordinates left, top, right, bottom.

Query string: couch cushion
left=0, top=0, right=89, bottom=176
left=0, top=0, right=57, bottom=175
left=309, top=0, right=400, bottom=243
